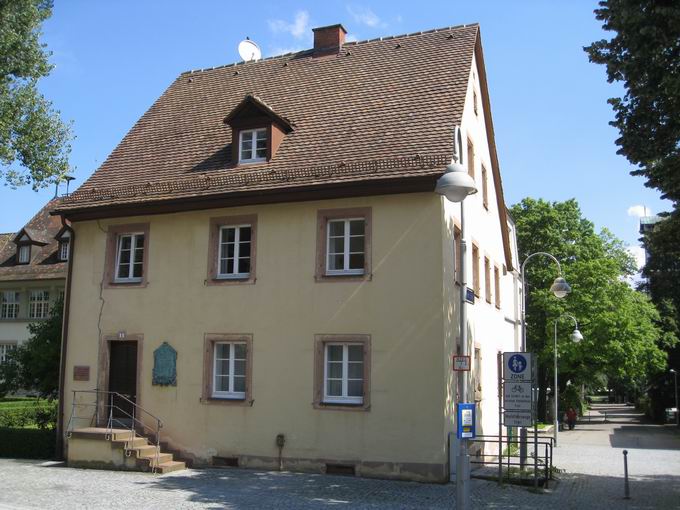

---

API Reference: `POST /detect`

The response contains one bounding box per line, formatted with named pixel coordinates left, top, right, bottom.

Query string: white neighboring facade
left=0, top=199, right=68, bottom=369
left=443, top=52, right=522, bottom=475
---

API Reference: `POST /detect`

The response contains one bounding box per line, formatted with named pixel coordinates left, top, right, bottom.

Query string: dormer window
left=59, top=241, right=69, bottom=261
left=239, top=129, right=268, bottom=164
left=225, top=94, right=293, bottom=167
left=18, top=245, right=30, bottom=264
left=55, top=227, right=72, bottom=262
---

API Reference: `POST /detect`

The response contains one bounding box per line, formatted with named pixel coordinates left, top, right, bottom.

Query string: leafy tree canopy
left=510, top=198, right=671, bottom=400
left=585, top=0, right=680, bottom=204
left=0, top=0, right=72, bottom=189
left=0, top=297, right=62, bottom=398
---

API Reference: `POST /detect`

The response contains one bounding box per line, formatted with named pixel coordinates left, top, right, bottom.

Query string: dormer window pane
left=18, top=245, right=30, bottom=264
left=239, top=129, right=268, bottom=163
left=59, top=241, right=69, bottom=261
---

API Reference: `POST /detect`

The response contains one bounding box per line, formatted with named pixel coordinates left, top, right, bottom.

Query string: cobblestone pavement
left=0, top=404, right=677, bottom=509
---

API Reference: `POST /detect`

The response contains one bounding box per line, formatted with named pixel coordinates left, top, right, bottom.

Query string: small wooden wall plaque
left=73, top=365, right=90, bottom=381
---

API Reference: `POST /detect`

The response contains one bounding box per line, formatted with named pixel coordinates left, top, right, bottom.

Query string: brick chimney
left=312, top=24, right=347, bottom=56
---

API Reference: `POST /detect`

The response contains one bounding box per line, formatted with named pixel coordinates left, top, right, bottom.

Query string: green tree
left=0, top=0, right=72, bottom=189
left=0, top=297, right=63, bottom=398
left=584, top=0, right=680, bottom=203
left=510, top=198, right=671, bottom=420
left=585, top=0, right=680, bottom=419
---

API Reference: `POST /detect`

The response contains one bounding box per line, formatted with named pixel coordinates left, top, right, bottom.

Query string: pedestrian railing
left=467, top=434, right=555, bottom=487
left=66, top=389, right=164, bottom=473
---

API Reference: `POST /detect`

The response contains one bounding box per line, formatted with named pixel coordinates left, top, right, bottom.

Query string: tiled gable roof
left=56, top=24, right=480, bottom=213
left=0, top=198, right=67, bottom=281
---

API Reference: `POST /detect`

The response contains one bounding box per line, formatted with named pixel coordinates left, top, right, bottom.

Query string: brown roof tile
left=56, top=24, right=480, bottom=213
left=0, top=199, right=68, bottom=281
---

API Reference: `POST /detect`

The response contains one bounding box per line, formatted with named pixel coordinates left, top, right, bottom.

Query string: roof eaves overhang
left=473, top=29, right=515, bottom=272
left=52, top=174, right=439, bottom=222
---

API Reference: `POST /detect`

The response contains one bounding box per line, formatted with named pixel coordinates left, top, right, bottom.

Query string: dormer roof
left=224, top=94, right=293, bottom=133
left=14, top=227, right=50, bottom=246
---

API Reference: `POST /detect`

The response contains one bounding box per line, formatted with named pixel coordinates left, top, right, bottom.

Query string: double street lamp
left=519, top=252, right=571, bottom=467
left=553, top=314, right=583, bottom=445
left=435, top=128, right=477, bottom=510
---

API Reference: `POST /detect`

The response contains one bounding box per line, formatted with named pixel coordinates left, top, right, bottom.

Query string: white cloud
left=627, top=246, right=646, bottom=272
left=269, top=46, right=305, bottom=57
left=268, top=11, right=311, bottom=40
left=627, top=205, right=651, bottom=218
left=346, top=5, right=383, bottom=28
left=345, top=33, right=359, bottom=43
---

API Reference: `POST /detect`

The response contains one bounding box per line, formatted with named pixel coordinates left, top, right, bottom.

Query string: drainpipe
left=55, top=216, right=74, bottom=460
left=276, top=434, right=285, bottom=471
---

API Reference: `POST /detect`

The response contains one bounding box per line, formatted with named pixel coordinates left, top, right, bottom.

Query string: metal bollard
left=623, top=450, right=630, bottom=499
left=544, top=444, right=549, bottom=489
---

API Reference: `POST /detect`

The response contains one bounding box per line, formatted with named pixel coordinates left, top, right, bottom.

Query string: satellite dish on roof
left=238, top=38, right=261, bottom=62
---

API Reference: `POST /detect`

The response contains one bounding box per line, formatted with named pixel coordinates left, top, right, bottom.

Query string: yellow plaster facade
left=63, top=193, right=465, bottom=481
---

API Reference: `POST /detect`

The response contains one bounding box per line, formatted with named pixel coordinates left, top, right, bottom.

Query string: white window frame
left=238, top=128, right=267, bottom=164
left=18, top=245, right=30, bottom=264
left=325, top=218, right=365, bottom=276
left=114, top=233, right=145, bottom=283
left=323, top=343, right=364, bottom=405
left=29, top=290, right=49, bottom=319
left=1, top=291, right=20, bottom=319
left=59, top=241, right=69, bottom=261
left=0, top=342, right=17, bottom=364
left=212, top=341, right=247, bottom=399
left=217, top=225, right=251, bottom=279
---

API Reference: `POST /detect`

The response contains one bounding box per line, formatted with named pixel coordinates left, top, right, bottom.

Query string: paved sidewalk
left=0, top=404, right=677, bottom=509
left=548, top=403, right=680, bottom=509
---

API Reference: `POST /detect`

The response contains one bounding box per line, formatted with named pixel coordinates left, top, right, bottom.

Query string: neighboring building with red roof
left=0, top=198, right=69, bottom=365
left=58, top=23, right=521, bottom=481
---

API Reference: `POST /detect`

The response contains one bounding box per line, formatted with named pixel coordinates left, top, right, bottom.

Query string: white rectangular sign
left=503, top=352, right=533, bottom=382
left=453, top=355, right=471, bottom=371
left=503, top=381, right=533, bottom=410
left=503, top=411, right=533, bottom=427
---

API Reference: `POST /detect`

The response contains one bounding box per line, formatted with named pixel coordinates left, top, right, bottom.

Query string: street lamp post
left=435, top=126, right=477, bottom=510
left=671, top=369, right=679, bottom=427
left=519, top=252, right=571, bottom=468
left=553, top=314, right=583, bottom=445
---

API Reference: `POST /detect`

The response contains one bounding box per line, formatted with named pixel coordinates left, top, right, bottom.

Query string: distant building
left=639, top=215, right=662, bottom=235
left=0, top=199, right=69, bottom=365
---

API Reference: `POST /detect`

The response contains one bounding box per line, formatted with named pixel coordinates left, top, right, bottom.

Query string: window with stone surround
left=316, top=208, right=372, bottom=282
left=313, top=334, right=371, bottom=410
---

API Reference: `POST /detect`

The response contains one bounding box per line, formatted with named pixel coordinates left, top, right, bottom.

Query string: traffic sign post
left=499, top=351, right=538, bottom=485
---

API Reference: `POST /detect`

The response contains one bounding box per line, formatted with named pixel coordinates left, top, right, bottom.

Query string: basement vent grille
left=325, top=464, right=356, bottom=476
left=213, top=456, right=239, bottom=468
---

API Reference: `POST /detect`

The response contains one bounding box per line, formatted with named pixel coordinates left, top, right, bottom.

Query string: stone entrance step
left=67, top=427, right=185, bottom=474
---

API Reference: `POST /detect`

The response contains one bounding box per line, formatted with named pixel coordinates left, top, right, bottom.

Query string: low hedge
left=0, top=401, right=56, bottom=429
left=0, top=427, right=56, bottom=459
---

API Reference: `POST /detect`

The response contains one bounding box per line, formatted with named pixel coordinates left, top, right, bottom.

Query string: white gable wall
left=441, top=54, right=521, bottom=472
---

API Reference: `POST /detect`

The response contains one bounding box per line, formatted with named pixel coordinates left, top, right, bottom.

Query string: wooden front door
left=108, top=341, right=137, bottom=421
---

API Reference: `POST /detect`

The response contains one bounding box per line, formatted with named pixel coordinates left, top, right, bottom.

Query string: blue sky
left=0, top=0, right=668, bottom=267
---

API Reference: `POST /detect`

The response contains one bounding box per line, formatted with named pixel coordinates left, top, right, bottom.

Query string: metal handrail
left=467, top=434, right=554, bottom=486
left=66, top=389, right=164, bottom=473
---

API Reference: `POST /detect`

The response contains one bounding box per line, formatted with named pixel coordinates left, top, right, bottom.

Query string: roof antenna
left=64, top=176, right=76, bottom=196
